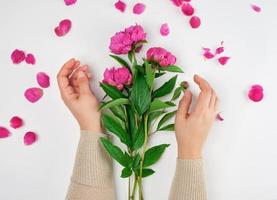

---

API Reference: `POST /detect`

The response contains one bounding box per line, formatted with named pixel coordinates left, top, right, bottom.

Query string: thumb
left=77, top=71, right=91, bottom=95
left=177, top=89, right=192, bottom=117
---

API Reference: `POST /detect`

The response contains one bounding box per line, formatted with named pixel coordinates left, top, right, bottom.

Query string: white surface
left=1, top=0, right=277, bottom=199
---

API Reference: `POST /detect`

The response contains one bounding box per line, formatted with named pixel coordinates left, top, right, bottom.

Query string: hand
left=57, top=58, right=102, bottom=133
left=175, top=74, right=219, bottom=159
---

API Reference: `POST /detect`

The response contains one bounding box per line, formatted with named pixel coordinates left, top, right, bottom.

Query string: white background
left=0, top=0, right=277, bottom=199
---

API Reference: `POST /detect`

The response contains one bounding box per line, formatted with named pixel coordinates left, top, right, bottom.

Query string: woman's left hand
left=57, top=58, right=102, bottom=133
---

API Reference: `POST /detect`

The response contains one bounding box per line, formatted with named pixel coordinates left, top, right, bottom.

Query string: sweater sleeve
left=169, top=159, right=207, bottom=200
left=65, top=130, right=116, bottom=200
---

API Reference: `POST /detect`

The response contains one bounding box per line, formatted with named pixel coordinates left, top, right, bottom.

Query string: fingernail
left=78, top=71, right=85, bottom=78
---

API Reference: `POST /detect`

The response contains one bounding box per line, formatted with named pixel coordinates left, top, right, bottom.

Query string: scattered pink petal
left=171, top=0, right=183, bottom=7
left=181, top=3, right=194, bottom=16
left=0, top=127, right=10, bottom=138
left=64, top=0, right=77, bottom=6
left=189, top=16, right=201, bottom=29
left=24, top=131, right=38, bottom=145
left=216, top=113, right=224, bottom=121
left=248, top=84, right=264, bottom=102
left=54, top=19, right=72, bottom=37
left=203, top=48, right=211, bottom=51
left=133, top=3, right=145, bottom=15
left=203, top=50, right=215, bottom=59
left=184, top=0, right=191, bottom=1
left=251, top=4, right=261, bottom=13
left=115, top=0, right=126, bottom=13
left=10, top=116, right=24, bottom=129
left=37, top=72, right=50, bottom=88
left=218, top=56, right=230, bottom=65
left=25, top=53, right=36, bottom=65
left=24, top=87, right=43, bottom=103
left=11, top=49, right=25, bottom=64
left=215, top=47, right=224, bottom=55
left=160, top=23, right=170, bottom=36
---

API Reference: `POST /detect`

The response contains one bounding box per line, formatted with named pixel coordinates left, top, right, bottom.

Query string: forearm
left=66, top=130, right=116, bottom=200
left=169, top=159, right=207, bottom=200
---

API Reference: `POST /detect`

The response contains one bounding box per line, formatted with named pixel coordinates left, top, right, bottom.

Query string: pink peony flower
left=146, top=47, right=176, bottom=67
left=103, top=67, right=132, bottom=90
left=11, top=49, right=25, bottom=64
left=24, top=87, right=43, bottom=103
left=109, top=24, right=146, bottom=55
left=181, top=3, right=194, bottom=16
left=248, top=84, right=264, bottom=102
left=37, top=72, right=50, bottom=88
left=64, top=0, right=77, bottom=6
left=218, top=56, right=230, bottom=65
left=251, top=4, right=261, bottom=13
left=190, top=16, right=201, bottom=29
left=25, top=53, right=36, bottom=65
left=133, top=3, right=145, bottom=15
left=115, top=0, right=126, bottom=13
left=10, top=116, right=24, bottom=129
left=24, top=131, right=38, bottom=145
left=54, top=19, right=72, bottom=37
left=160, top=23, right=170, bottom=36
left=0, top=127, right=10, bottom=138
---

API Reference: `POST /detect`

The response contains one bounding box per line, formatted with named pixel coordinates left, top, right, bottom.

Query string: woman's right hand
left=175, top=74, right=219, bottom=159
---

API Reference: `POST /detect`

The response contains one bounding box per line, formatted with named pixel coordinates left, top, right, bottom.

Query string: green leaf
left=155, top=72, right=166, bottom=78
left=126, top=105, right=136, bottom=141
left=99, top=98, right=129, bottom=111
left=110, top=54, right=130, bottom=69
left=131, top=70, right=151, bottom=116
left=142, top=168, right=155, bottom=177
left=148, top=110, right=166, bottom=127
left=102, top=113, right=131, bottom=146
left=158, top=123, right=175, bottom=131
left=171, top=86, right=183, bottom=101
left=121, top=167, right=132, bottom=178
left=157, top=111, right=176, bottom=130
left=100, top=138, right=129, bottom=167
left=132, top=123, right=145, bottom=150
left=143, top=144, right=170, bottom=167
left=149, top=100, right=175, bottom=113
left=145, top=61, right=154, bottom=88
left=132, top=154, right=141, bottom=169
left=153, top=75, right=178, bottom=98
left=160, top=65, right=184, bottom=73
left=100, top=83, right=126, bottom=99
left=110, top=105, right=125, bottom=121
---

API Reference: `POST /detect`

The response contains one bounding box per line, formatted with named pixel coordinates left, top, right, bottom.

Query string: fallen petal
left=55, top=19, right=72, bottom=37
left=189, top=16, right=201, bottom=29
left=115, top=0, right=126, bottom=12
left=251, top=4, right=261, bottom=13
left=181, top=3, right=194, bottom=16
left=24, top=87, right=43, bottom=103
left=203, top=50, right=215, bottom=59
left=133, top=3, right=145, bottom=15
left=171, top=0, right=183, bottom=7
left=25, top=53, right=36, bottom=65
left=37, top=72, right=50, bottom=88
left=64, top=0, right=77, bottom=6
left=11, top=49, right=25, bottom=64
left=248, top=84, right=264, bottom=102
left=0, top=127, right=10, bottom=138
left=216, top=113, right=224, bottom=121
left=215, top=47, right=224, bottom=55
left=10, top=116, right=24, bottom=129
left=24, top=131, right=38, bottom=145
left=218, top=56, right=230, bottom=65
left=160, top=23, right=170, bottom=36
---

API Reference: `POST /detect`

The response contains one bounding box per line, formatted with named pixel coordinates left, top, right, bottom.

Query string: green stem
left=131, top=176, right=138, bottom=200
left=128, top=177, right=131, bottom=199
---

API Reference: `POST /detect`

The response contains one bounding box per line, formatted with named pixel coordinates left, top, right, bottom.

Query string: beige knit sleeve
left=169, top=159, right=207, bottom=200
left=65, top=130, right=116, bottom=200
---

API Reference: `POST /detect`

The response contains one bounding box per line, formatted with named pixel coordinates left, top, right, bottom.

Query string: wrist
left=178, top=148, right=202, bottom=159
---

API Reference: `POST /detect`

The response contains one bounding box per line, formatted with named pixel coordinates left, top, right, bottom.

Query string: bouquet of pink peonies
left=99, top=24, right=187, bottom=200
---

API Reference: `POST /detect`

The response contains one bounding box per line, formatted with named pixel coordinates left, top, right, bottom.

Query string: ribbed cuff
left=70, top=130, right=114, bottom=188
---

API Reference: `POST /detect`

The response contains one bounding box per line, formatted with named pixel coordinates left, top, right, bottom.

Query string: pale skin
left=57, top=58, right=219, bottom=159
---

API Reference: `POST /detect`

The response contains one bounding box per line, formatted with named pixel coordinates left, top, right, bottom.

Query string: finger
left=209, top=89, right=217, bottom=109
left=76, top=71, right=91, bottom=95
left=193, top=74, right=213, bottom=111
left=57, top=58, right=79, bottom=90
left=70, top=65, right=90, bottom=88
left=177, top=89, right=192, bottom=118
left=214, top=97, right=220, bottom=113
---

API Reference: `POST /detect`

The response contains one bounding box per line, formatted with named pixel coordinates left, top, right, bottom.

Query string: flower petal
left=189, top=16, right=201, bottom=29
left=133, top=3, right=145, bottom=15
left=171, top=0, right=183, bottom=7
left=181, top=3, right=194, bottom=16
left=25, top=53, right=36, bottom=65
left=160, top=23, right=170, bottom=36
left=24, top=131, right=38, bottom=145
left=37, top=72, right=50, bottom=88
left=218, top=56, right=230, bottom=65
left=10, top=116, right=24, bottom=129
left=203, top=50, right=215, bottom=59
left=0, top=127, right=10, bottom=138
left=215, top=47, right=224, bottom=55
left=251, top=4, right=261, bottom=13
left=55, top=19, right=72, bottom=37
left=216, top=113, right=224, bottom=121
left=248, top=84, right=264, bottom=102
left=115, top=0, right=126, bottom=13
left=11, top=49, right=25, bottom=64
left=24, top=87, right=43, bottom=103
left=64, top=0, right=77, bottom=6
